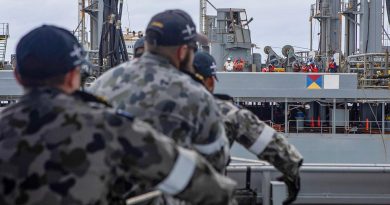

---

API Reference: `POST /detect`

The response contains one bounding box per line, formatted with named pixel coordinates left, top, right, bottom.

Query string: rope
left=126, top=190, right=162, bottom=205
left=231, top=157, right=268, bottom=164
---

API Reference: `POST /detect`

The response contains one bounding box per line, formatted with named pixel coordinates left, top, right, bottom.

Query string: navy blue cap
left=193, top=52, right=218, bottom=81
left=146, top=9, right=202, bottom=46
left=134, top=37, right=145, bottom=52
left=133, top=37, right=145, bottom=58
left=16, top=25, right=90, bottom=79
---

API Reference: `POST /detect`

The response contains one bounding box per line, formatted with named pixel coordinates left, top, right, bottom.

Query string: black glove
left=277, top=174, right=300, bottom=205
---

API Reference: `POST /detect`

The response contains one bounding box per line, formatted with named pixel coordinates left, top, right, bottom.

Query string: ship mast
left=76, top=0, right=128, bottom=73
left=78, top=0, right=86, bottom=46
left=200, top=0, right=207, bottom=35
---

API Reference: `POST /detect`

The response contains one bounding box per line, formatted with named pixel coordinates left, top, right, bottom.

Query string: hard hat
left=227, top=57, right=231, bottom=61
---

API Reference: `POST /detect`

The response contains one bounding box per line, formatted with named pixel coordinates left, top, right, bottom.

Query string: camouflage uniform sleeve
left=191, top=93, right=230, bottom=173
left=216, top=100, right=240, bottom=146
left=105, top=110, right=236, bottom=204
left=228, top=107, right=303, bottom=178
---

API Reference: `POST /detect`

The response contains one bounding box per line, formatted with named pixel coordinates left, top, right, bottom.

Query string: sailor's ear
left=177, top=45, right=188, bottom=61
left=64, top=67, right=82, bottom=93
left=205, top=77, right=215, bottom=93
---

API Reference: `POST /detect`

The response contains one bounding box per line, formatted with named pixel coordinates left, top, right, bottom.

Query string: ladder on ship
left=0, top=23, right=9, bottom=69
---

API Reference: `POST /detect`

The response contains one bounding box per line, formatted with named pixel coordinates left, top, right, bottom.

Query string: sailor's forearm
left=257, top=134, right=303, bottom=178
left=193, top=141, right=230, bottom=173
left=193, top=122, right=231, bottom=173
left=174, top=153, right=236, bottom=205
left=232, top=109, right=303, bottom=177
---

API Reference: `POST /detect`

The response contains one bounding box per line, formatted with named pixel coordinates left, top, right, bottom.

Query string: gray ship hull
left=232, top=133, right=390, bottom=164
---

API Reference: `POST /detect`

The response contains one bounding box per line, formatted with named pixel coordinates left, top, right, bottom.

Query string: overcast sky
left=1, top=0, right=316, bottom=61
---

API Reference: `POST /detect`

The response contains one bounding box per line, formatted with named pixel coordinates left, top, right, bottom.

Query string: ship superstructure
left=0, top=23, right=10, bottom=70
left=0, top=23, right=9, bottom=68
left=199, top=0, right=390, bottom=204
left=198, top=1, right=390, bottom=161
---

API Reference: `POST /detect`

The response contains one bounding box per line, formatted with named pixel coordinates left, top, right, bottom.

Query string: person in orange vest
left=328, top=58, right=337, bottom=73
left=234, top=58, right=245, bottom=72
left=311, top=64, right=319, bottom=72
left=262, top=64, right=274, bottom=72
left=293, top=61, right=301, bottom=72
left=308, top=62, right=319, bottom=72
left=269, top=64, right=275, bottom=72
left=301, top=64, right=308, bottom=72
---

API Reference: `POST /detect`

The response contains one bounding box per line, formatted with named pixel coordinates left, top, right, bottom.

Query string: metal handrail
left=288, top=120, right=387, bottom=134
left=347, top=53, right=390, bottom=89
left=230, top=157, right=268, bottom=164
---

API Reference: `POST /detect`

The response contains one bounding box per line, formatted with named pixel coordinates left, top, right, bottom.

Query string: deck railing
left=347, top=53, right=390, bottom=89
left=287, top=120, right=388, bottom=135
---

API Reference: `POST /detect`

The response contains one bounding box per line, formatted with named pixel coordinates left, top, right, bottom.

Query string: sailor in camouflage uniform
left=89, top=10, right=230, bottom=173
left=0, top=25, right=236, bottom=205
left=192, top=52, right=303, bottom=205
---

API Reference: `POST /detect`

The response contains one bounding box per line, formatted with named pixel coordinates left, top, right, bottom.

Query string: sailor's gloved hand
left=277, top=173, right=301, bottom=205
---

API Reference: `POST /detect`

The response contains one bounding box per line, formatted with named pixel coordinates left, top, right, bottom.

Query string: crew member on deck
left=328, top=58, right=337, bottom=73
left=224, top=57, right=234, bottom=72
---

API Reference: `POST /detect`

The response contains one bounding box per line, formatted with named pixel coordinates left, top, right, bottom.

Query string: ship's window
left=233, top=12, right=239, bottom=25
